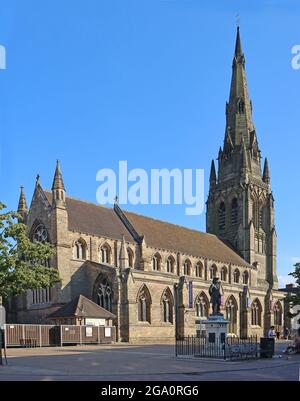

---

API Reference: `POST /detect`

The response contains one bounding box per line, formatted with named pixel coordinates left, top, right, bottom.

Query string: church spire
left=17, top=186, right=28, bottom=222
left=226, top=26, right=254, bottom=148
left=234, top=26, right=243, bottom=57
left=263, top=158, right=270, bottom=185
left=209, top=160, right=217, bottom=189
left=52, top=160, right=66, bottom=208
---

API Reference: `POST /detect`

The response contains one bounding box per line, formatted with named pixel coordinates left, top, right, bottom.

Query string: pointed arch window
left=243, top=271, right=249, bottom=285
left=195, top=261, right=203, bottom=278
left=195, top=293, right=209, bottom=318
left=31, top=223, right=51, bottom=303
left=152, top=253, right=161, bottom=271
left=251, top=299, right=262, bottom=326
left=96, top=278, right=113, bottom=312
left=221, top=266, right=228, bottom=282
left=127, top=248, right=134, bottom=268
left=231, top=198, right=238, bottom=226
left=226, top=296, right=238, bottom=334
left=209, top=265, right=217, bottom=280
left=233, top=269, right=240, bottom=284
left=33, top=224, right=49, bottom=243
left=73, top=239, right=87, bottom=260
left=253, top=199, right=264, bottom=231
left=166, top=256, right=175, bottom=274
left=137, top=285, right=151, bottom=323
left=161, top=288, right=174, bottom=323
left=100, top=244, right=111, bottom=264
left=218, top=202, right=226, bottom=231
left=183, top=259, right=191, bottom=276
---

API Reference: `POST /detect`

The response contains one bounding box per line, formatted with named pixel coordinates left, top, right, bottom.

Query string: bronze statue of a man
left=209, top=277, right=222, bottom=315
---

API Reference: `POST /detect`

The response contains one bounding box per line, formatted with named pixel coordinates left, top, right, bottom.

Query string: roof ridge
left=44, top=189, right=216, bottom=238
left=123, top=208, right=216, bottom=238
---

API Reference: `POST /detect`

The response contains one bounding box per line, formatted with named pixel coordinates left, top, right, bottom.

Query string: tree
left=0, top=202, right=60, bottom=299
left=288, top=262, right=300, bottom=306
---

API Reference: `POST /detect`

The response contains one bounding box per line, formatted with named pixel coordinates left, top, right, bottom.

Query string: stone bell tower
left=206, top=27, right=278, bottom=290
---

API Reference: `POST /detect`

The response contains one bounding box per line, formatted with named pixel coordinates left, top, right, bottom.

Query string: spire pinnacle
left=52, top=160, right=66, bottom=208
left=17, top=186, right=28, bottom=214
left=209, top=160, right=217, bottom=189
left=119, top=234, right=129, bottom=268
left=234, top=26, right=243, bottom=57
left=51, top=160, right=65, bottom=191
left=263, top=158, right=270, bottom=185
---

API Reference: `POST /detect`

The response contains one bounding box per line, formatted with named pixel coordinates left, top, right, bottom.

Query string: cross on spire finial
left=236, top=14, right=240, bottom=27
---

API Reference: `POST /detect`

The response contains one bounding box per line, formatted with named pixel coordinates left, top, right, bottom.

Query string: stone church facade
left=8, top=28, right=284, bottom=342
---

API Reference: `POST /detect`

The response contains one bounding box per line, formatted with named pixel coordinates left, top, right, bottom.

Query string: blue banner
left=188, top=281, right=193, bottom=308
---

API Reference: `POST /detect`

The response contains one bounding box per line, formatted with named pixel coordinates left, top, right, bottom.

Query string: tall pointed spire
left=234, top=26, right=243, bottom=57
left=226, top=26, right=254, bottom=148
left=209, top=160, right=217, bottom=189
left=263, top=158, right=270, bottom=185
left=119, top=234, right=129, bottom=268
left=52, top=160, right=65, bottom=191
left=52, top=160, right=66, bottom=208
left=17, top=186, right=28, bottom=213
left=17, top=186, right=28, bottom=222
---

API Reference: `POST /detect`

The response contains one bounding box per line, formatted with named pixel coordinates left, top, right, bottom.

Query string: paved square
left=0, top=342, right=299, bottom=381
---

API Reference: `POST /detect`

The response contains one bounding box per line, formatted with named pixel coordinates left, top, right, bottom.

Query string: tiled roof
left=48, top=295, right=116, bottom=319
left=122, top=210, right=250, bottom=267
left=44, top=190, right=250, bottom=268
left=44, top=190, right=134, bottom=242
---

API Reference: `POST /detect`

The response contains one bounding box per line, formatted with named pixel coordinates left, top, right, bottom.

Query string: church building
left=9, top=28, right=284, bottom=342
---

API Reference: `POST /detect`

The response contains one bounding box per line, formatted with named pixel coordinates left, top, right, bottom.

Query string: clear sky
left=1, top=0, right=299, bottom=287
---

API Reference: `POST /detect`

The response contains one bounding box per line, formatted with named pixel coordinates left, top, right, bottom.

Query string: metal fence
left=60, top=325, right=116, bottom=345
left=4, top=324, right=116, bottom=347
left=175, top=335, right=258, bottom=360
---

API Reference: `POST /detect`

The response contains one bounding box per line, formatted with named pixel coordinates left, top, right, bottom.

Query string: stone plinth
left=202, top=314, right=229, bottom=343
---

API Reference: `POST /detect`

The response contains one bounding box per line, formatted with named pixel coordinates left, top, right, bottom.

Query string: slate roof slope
left=48, top=295, right=116, bottom=319
left=44, top=190, right=134, bottom=242
left=122, top=210, right=251, bottom=268
left=43, top=190, right=250, bottom=268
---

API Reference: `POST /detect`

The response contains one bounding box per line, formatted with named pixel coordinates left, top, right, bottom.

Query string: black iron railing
left=175, top=335, right=258, bottom=360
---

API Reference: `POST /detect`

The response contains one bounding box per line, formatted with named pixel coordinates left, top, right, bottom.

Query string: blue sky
left=0, top=0, right=299, bottom=286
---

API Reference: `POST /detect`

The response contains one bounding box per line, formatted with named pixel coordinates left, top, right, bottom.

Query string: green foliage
left=288, top=262, right=300, bottom=305
left=0, top=202, right=60, bottom=299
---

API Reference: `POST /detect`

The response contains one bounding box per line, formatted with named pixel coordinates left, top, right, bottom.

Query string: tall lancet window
left=137, top=285, right=151, bottom=323
left=195, top=293, right=209, bottom=318
left=31, top=223, right=51, bottom=304
left=226, top=296, right=238, bottom=334
left=100, top=244, right=111, bottom=264
left=231, top=198, right=238, bottom=226
left=218, top=202, right=226, bottom=231
left=161, top=288, right=173, bottom=324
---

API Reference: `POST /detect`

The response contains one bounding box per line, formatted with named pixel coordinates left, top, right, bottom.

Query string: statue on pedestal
left=209, top=277, right=222, bottom=316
